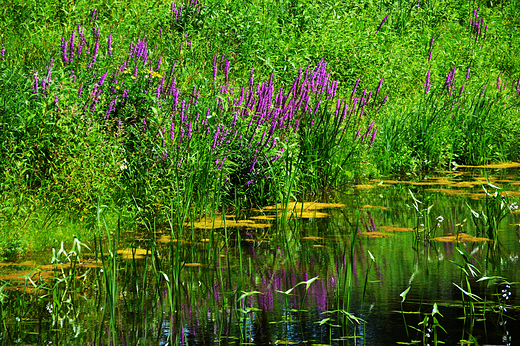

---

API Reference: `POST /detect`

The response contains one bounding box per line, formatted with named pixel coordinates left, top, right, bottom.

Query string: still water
left=1, top=165, right=519, bottom=345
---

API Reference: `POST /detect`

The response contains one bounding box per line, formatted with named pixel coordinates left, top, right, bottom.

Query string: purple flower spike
left=170, top=122, right=175, bottom=141
left=425, top=69, right=431, bottom=94
left=376, top=15, right=388, bottom=34
left=375, top=78, right=383, bottom=98
left=370, top=128, right=377, bottom=146
left=1, top=44, right=5, bottom=60
left=61, top=37, right=68, bottom=66
left=99, top=72, right=107, bottom=87
left=107, top=33, right=112, bottom=57
left=213, top=53, right=217, bottom=82
left=69, top=30, right=75, bottom=62
left=224, top=60, right=230, bottom=80
left=351, top=77, right=360, bottom=101
left=32, top=71, right=38, bottom=94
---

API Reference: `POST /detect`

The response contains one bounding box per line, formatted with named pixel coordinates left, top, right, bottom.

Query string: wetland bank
left=1, top=0, right=520, bottom=344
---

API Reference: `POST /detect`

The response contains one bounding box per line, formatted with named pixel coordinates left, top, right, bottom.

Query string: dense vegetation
left=1, top=0, right=519, bottom=255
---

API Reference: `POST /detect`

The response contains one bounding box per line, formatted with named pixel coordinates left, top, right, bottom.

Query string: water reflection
left=0, top=168, right=519, bottom=345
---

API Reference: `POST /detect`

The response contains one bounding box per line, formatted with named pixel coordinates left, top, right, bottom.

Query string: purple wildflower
left=78, top=83, right=84, bottom=98
left=170, top=122, right=175, bottom=141
left=224, top=60, right=230, bottom=80
left=69, top=30, right=75, bottom=62
left=351, top=77, right=360, bottom=101
left=98, top=72, right=107, bottom=87
left=1, top=44, right=5, bottom=60
left=32, top=71, right=38, bottom=94
left=107, top=33, right=112, bottom=57
left=370, top=128, right=377, bottom=146
left=90, top=8, right=97, bottom=23
left=425, top=69, right=431, bottom=93
left=375, top=78, right=383, bottom=98
left=213, top=53, right=217, bottom=82
left=376, top=15, right=388, bottom=33
left=61, top=37, right=68, bottom=65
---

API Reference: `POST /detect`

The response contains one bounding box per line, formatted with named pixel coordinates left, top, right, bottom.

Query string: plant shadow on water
left=0, top=166, right=520, bottom=345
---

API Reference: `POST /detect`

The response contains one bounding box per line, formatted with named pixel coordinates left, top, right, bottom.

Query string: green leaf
left=237, top=290, right=262, bottom=302
left=453, top=283, right=482, bottom=301
left=432, top=303, right=443, bottom=317
left=400, top=286, right=411, bottom=303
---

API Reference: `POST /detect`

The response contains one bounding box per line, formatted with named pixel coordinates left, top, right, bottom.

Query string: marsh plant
left=467, top=184, right=519, bottom=243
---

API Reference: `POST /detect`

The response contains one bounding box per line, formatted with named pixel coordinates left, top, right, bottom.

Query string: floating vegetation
left=116, top=248, right=151, bottom=259
left=358, top=231, right=392, bottom=238
left=187, top=216, right=272, bottom=229
left=378, top=225, right=415, bottom=232
left=262, top=202, right=346, bottom=211
left=361, top=204, right=391, bottom=211
left=355, top=184, right=376, bottom=189
left=457, top=162, right=520, bottom=169
left=431, top=233, right=492, bottom=242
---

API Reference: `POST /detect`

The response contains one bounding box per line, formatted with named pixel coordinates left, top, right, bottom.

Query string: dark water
left=1, top=166, right=520, bottom=345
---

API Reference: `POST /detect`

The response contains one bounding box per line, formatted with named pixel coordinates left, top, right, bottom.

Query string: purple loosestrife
left=32, top=72, right=38, bottom=94
left=224, top=60, right=230, bottom=80
left=46, top=65, right=52, bottom=84
left=351, top=77, right=360, bottom=101
left=107, top=33, right=112, bottom=57
left=354, top=128, right=361, bottom=141
left=78, top=83, right=84, bottom=98
left=375, top=77, right=383, bottom=99
left=98, top=72, right=107, bottom=87
left=90, top=8, right=97, bottom=23
left=1, top=44, right=4, bottom=60
left=170, top=122, right=175, bottom=141
left=69, top=30, right=75, bottom=62
left=89, top=36, right=99, bottom=68
left=425, top=69, right=431, bottom=93
left=105, top=96, right=118, bottom=121
left=376, top=15, right=388, bottom=33
left=213, top=53, right=217, bottom=82
left=370, top=128, right=377, bottom=146
left=61, top=37, right=68, bottom=66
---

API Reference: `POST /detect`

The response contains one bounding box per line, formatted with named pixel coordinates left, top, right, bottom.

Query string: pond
left=1, top=164, right=519, bottom=345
